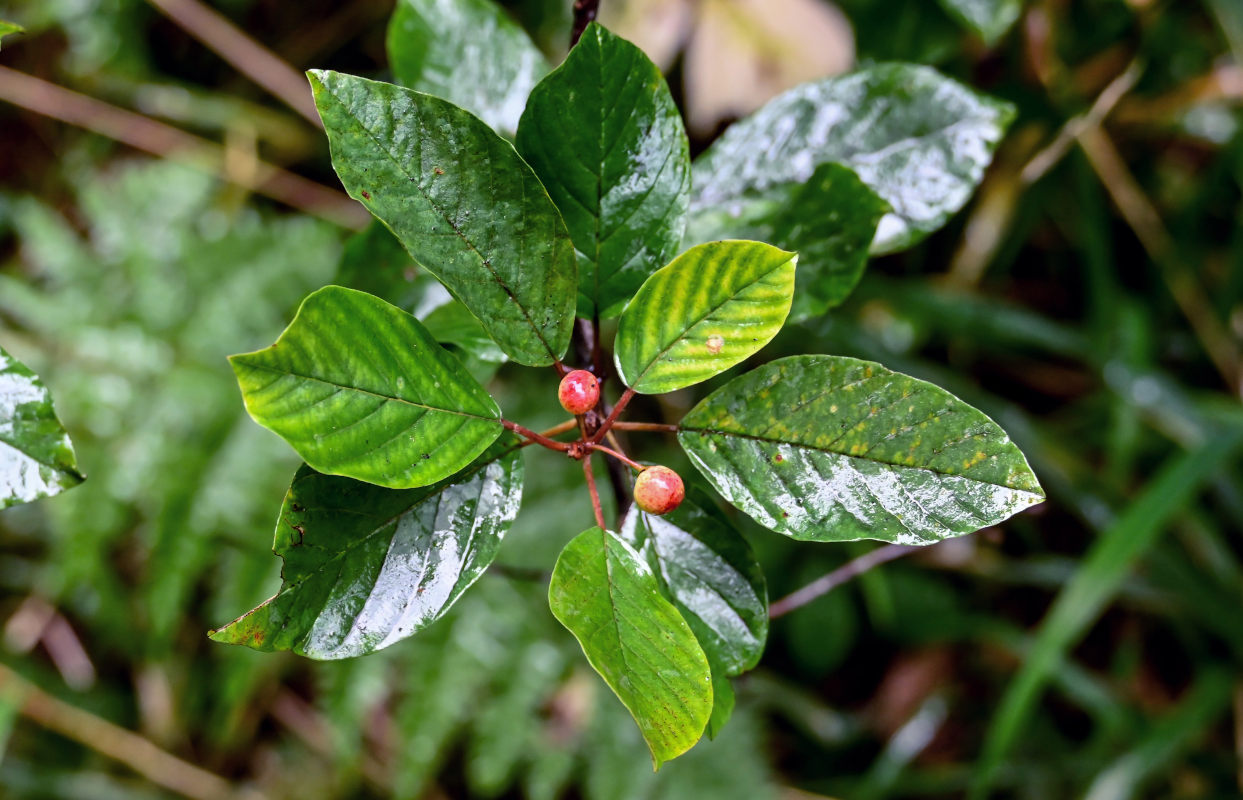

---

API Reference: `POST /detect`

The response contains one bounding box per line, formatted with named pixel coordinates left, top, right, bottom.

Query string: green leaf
left=705, top=670, right=735, bottom=741
left=209, top=438, right=523, bottom=659
left=678, top=355, right=1044, bottom=543
left=548, top=527, right=713, bottom=768
left=614, top=241, right=797, bottom=395
left=309, top=70, right=577, bottom=367
left=689, top=63, right=1016, bottom=254
left=387, top=0, right=548, bottom=136
left=620, top=495, right=768, bottom=676
left=230, top=285, right=502, bottom=490
left=937, top=0, right=1023, bottom=45
left=0, top=346, right=83, bottom=509
left=0, top=21, right=22, bottom=49
left=336, top=221, right=426, bottom=313
left=517, top=23, right=691, bottom=319
left=685, top=163, right=889, bottom=321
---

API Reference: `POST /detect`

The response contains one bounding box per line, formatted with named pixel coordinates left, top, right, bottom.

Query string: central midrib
left=238, top=360, right=499, bottom=423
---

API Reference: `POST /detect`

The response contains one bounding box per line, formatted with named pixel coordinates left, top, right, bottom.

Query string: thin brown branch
left=0, top=66, right=368, bottom=229
left=1077, top=126, right=1241, bottom=395
left=501, top=418, right=572, bottom=451
left=582, top=455, right=607, bottom=529
left=587, top=442, right=644, bottom=472
left=537, top=419, right=580, bottom=440
left=768, top=544, right=918, bottom=619
left=0, top=663, right=265, bottom=800
left=144, top=0, right=322, bottom=127
left=590, top=388, right=635, bottom=443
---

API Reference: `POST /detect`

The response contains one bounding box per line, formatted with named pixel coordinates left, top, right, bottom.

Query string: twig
left=501, top=419, right=572, bottom=451
left=768, top=544, right=918, bottom=619
left=571, top=0, right=601, bottom=48
left=1020, top=58, right=1143, bottom=185
left=0, top=663, right=265, bottom=800
left=590, top=388, right=635, bottom=443
left=0, top=66, right=368, bottom=229
left=143, top=0, right=322, bottom=127
left=537, top=419, right=579, bottom=440
left=582, top=455, right=607, bottom=529
left=1077, top=126, right=1241, bottom=395
left=587, top=442, right=644, bottom=472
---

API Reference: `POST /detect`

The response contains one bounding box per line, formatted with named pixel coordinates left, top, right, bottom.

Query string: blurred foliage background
left=1, top=0, right=1242, bottom=798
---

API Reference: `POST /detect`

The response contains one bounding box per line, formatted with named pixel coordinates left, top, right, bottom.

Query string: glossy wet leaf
left=230, top=286, right=501, bottom=490
left=937, top=0, right=1022, bottom=44
left=387, top=0, right=548, bottom=135
left=685, top=162, right=889, bottom=320
left=620, top=495, right=768, bottom=676
left=690, top=63, right=1016, bottom=253
left=614, top=241, right=796, bottom=394
left=210, top=439, right=522, bottom=659
left=517, top=23, right=690, bottom=319
left=678, top=356, right=1044, bottom=543
left=706, top=669, right=735, bottom=740
left=0, top=346, right=83, bottom=509
left=310, top=70, right=576, bottom=366
left=548, top=527, right=713, bottom=768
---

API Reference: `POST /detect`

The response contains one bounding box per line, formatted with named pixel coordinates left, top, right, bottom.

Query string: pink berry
left=633, top=466, right=685, bottom=516
left=558, top=369, right=600, bottom=415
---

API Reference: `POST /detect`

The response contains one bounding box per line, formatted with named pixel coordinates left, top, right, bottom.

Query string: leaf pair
left=549, top=495, right=768, bottom=766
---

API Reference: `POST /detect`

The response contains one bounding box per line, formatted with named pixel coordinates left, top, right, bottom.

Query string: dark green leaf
left=0, top=21, right=22, bottom=49
left=706, top=670, right=735, bottom=741
left=685, top=163, right=889, bottom=320
left=336, top=221, right=426, bottom=313
left=690, top=63, right=1016, bottom=253
left=387, top=0, right=548, bottom=135
left=309, top=70, right=577, bottom=366
left=230, top=286, right=502, bottom=489
left=620, top=495, right=768, bottom=676
left=678, top=355, right=1044, bottom=543
left=548, top=526, right=713, bottom=767
left=937, top=0, right=1022, bottom=44
left=209, top=438, right=523, bottom=659
left=614, top=241, right=796, bottom=394
left=517, top=23, right=691, bottom=319
left=0, top=346, right=83, bottom=509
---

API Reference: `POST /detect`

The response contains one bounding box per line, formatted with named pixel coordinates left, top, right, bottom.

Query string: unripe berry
left=558, top=369, right=600, bottom=415
left=633, top=465, right=685, bottom=516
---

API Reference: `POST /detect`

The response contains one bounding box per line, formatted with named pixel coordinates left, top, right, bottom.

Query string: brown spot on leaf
left=706, top=335, right=725, bottom=354
left=773, top=454, right=784, bottom=463
left=434, top=167, right=445, bottom=175
left=360, top=190, right=371, bottom=200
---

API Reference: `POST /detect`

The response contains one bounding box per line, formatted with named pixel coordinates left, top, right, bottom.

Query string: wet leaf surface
left=230, top=286, right=501, bottom=489
left=689, top=63, right=1015, bottom=253
left=517, top=23, right=690, bottom=319
left=685, top=162, right=889, bottom=320
left=679, top=355, right=1044, bottom=543
left=210, top=438, right=522, bottom=659
left=614, top=241, right=796, bottom=394
left=387, top=0, right=548, bottom=135
left=310, top=70, right=576, bottom=366
left=548, top=526, right=713, bottom=768
left=0, top=346, right=82, bottom=509
left=937, top=0, right=1022, bottom=44
left=620, top=496, right=768, bottom=676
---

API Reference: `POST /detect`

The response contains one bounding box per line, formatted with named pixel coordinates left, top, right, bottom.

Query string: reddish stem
left=587, top=443, right=644, bottom=472
left=501, top=419, right=572, bottom=452
left=590, top=388, right=635, bottom=444
left=582, top=455, right=607, bottom=529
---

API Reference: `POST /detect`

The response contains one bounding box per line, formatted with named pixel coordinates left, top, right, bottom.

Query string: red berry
left=558, top=370, right=600, bottom=415
left=633, top=466, right=685, bottom=516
